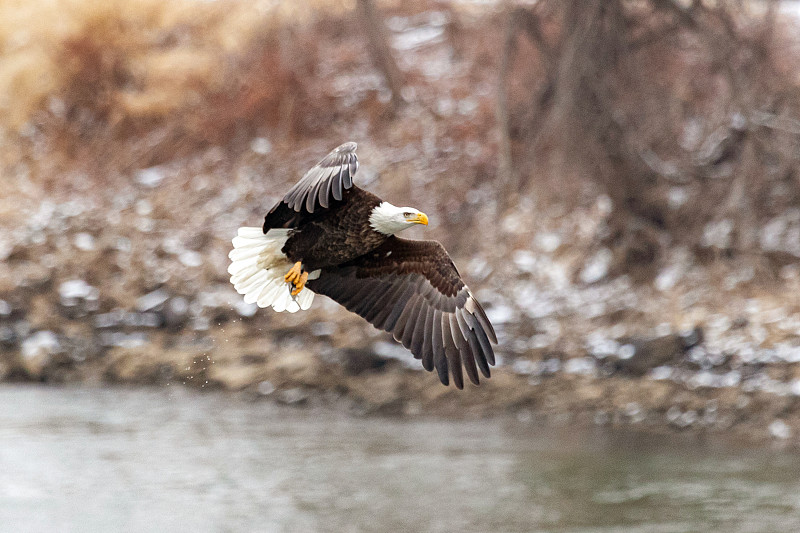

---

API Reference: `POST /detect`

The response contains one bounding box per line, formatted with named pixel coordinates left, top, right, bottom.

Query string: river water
left=1, top=385, right=799, bottom=533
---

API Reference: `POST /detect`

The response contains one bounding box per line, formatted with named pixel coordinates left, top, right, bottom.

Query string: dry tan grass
left=0, top=0, right=352, bottom=140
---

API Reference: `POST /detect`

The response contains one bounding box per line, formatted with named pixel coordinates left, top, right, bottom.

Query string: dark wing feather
left=283, top=142, right=359, bottom=214
left=307, top=237, right=497, bottom=389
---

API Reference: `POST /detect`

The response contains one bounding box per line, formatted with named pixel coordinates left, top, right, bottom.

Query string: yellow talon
left=284, top=261, right=302, bottom=284
left=291, top=271, right=308, bottom=296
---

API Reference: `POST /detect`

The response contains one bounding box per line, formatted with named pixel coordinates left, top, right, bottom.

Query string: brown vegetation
left=0, top=0, right=361, bottom=176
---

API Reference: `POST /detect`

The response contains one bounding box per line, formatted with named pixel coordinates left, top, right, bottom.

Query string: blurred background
left=2, top=0, right=800, bottom=530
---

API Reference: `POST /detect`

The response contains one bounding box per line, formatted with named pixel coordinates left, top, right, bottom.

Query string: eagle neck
left=369, top=202, right=403, bottom=235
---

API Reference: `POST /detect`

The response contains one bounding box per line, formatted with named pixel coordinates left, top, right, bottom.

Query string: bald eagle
left=228, top=142, right=496, bottom=388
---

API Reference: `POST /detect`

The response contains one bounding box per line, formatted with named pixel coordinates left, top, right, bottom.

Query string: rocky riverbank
left=2, top=141, right=800, bottom=447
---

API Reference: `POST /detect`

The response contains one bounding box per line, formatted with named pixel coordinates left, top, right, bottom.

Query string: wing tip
left=436, top=360, right=450, bottom=387
left=334, top=141, right=357, bottom=153
left=284, top=142, right=359, bottom=213
left=468, top=295, right=498, bottom=344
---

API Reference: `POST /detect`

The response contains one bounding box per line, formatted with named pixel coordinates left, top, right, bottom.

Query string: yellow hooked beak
left=410, top=212, right=428, bottom=226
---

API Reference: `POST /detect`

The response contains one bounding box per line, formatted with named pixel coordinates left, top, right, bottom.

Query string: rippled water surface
left=1, top=386, right=799, bottom=532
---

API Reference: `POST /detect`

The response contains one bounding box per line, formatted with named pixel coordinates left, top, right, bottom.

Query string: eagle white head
left=369, top=202, right=429, bottom=235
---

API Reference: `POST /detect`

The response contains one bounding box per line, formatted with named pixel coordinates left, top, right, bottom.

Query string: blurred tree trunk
left=496, top=8, right=517, bottom=198
left=496, top=3, right=554, bottom=206
left=499, top=0, right=797, bottom=267
left=547, top=0, right=646, bottom=224
left=502, top=0, right=650, bottom=220
left=498, top=0, right=666, bottom=269
left=357, top=0, right=405, bottom=110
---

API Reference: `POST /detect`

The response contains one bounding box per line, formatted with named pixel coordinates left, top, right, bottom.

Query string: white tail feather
left=228, top=227, right=315, bottom=313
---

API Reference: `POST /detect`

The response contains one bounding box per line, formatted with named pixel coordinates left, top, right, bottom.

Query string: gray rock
left=163, top=297, right=190, bottom=329
left=257, top=380, right=276, bottom=395
left=768, top=420, right=791, bottom=440
left=73, top=232, right=96, bottom=251
left=58, top=280, right=100, bottom=318
left=19, top=330, right=62, bottom=378
left=336, top=348, right=390, bottom=376
left=0, top=325, right=18, bottom=347
left=613, top=334, right=684, bottom=376
left=122, top=312, right=162, bottom=328
left=276, top=387, right=308, bottom=405
left=94, top=310, right=125, bottom=329
left=98, top=332, right=150, bottom=348
left=21, top=330, right=60, bottom=359
left=136, top=289, right=170, bottom=312
left=678, top=327, right=704, bottom=349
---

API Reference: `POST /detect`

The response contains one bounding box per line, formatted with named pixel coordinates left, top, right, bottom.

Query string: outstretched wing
left=307, top=237, right=497, bottom=389
left=282, top=142, right=359, bottom=214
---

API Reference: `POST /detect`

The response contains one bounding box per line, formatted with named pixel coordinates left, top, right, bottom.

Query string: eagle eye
left=403, top=212, right=412, bottom=218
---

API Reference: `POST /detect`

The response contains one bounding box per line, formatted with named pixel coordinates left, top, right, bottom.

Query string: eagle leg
left=284, top=261, right=303, bottom=284
left=291, top=271, right=309, bottom=296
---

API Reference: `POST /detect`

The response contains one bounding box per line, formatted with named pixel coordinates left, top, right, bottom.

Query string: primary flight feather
left=229, top=142, right=496, bottom=388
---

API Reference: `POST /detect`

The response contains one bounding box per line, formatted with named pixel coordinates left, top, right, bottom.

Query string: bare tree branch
left=512, top=7, right=554, bottom=64
left=650, top=0, right=699, bottom=29
left=496, top=7, right=517, bottom=195
left=356, top=0, right=405, bottom=111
